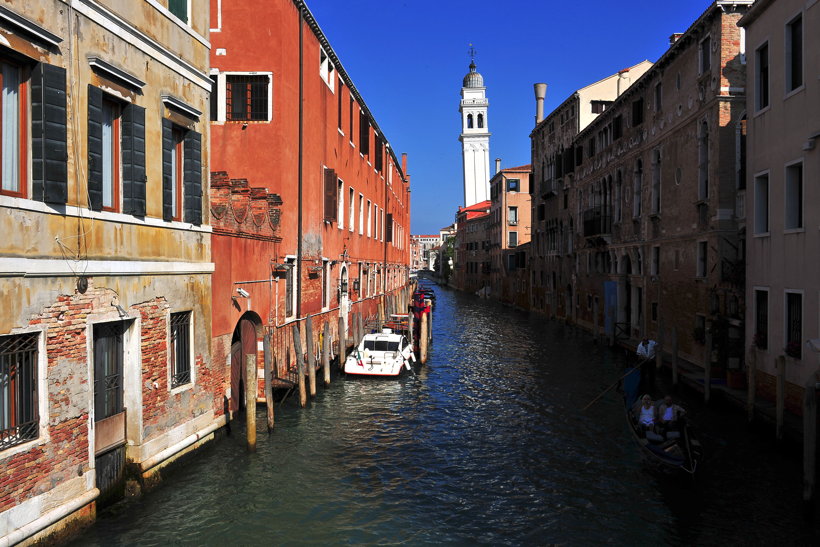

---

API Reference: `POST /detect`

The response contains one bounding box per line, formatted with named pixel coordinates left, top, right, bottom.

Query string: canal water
left=72, top=286, right=819, bottom=545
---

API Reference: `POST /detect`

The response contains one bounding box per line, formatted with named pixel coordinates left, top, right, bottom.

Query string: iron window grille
left=170, top=312, right=192, bottom=388
left=226, top=75, right=269, bottom=121
left=0, top=333, right=39, bottom=451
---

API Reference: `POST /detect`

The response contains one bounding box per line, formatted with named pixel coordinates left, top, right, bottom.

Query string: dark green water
left=71, top=286, right=818, bottom=545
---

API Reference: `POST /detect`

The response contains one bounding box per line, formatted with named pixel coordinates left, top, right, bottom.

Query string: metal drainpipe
left=297, top=7, right=304, bottom=318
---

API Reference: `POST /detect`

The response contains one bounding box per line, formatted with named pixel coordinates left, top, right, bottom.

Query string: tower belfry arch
left=459, top=47, right=491, bottom=207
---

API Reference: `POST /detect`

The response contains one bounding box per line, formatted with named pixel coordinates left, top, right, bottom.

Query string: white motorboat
left=344, top=328, right=415, bottom=376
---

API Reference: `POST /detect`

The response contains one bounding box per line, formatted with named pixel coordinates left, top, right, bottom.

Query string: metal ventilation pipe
left=534, top=83, right=547, bottom=124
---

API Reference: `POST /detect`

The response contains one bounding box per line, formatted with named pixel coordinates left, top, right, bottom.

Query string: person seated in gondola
left=657, top=395, right=686, bottom=436
left=636, top=394, right=656, bottom=433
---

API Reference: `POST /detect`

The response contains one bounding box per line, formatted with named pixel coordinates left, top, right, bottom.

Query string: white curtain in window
left=2, top=63, right=20, bottom=192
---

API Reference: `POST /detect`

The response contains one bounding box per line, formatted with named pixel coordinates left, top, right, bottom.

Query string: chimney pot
left=533, top=83, right=547, bottom=124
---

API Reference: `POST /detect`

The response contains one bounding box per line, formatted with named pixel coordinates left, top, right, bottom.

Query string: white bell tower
left=459, top=51, right=491, bottom=207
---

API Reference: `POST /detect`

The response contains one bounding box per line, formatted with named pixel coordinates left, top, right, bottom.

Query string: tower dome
left=462, top=61, right=484, bottom=88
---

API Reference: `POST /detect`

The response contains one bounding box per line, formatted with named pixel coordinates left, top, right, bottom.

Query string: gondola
left=622, top=366, right=702, bottom=476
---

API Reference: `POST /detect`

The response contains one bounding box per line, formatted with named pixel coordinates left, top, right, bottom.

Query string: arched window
left=698, top=120, right=709, bottom=200
left=477, top=113, right=484, bottom=128
left=467, top=114, right=473, bottom=128
left=651, top=149, right=661, bottom=213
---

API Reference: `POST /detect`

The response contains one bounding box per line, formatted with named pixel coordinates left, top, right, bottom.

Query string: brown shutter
left=323, top=167, right=337, bottom=221
left=385, top=213, right=393, bottom=242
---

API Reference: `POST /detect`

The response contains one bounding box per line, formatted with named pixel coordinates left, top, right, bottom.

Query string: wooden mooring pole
left=292, top=324, right=307, bottom=408
left=419, top=311, right=429, bottom=364
left=747, top=347, right=757, bottom=423
left=704, top=329, right=713, bottom=404
left=804, top=375, right=817, bottom=507
left=245, top=354, right=256, bottom=452
left=322, top=321, right=331, bottom=386
left=338, top=316, right=346, bottom=370
left=263, top=333, right=274, bottom=432
left=776, top=355, right=786, bottom=441
left=306, top=316, right=317, bottom=398
left=671, top=326, right=679, bottom=387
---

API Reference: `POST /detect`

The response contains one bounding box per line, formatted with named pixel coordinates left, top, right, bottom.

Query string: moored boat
left=344, top=329, right=415, bottom=376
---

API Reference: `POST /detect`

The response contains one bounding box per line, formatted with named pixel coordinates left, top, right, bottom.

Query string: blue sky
left=306, top=0, right=711, bottom=235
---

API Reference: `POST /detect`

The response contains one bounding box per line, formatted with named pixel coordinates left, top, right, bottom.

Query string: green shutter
left=162, top=119, right=173, bottom=221
left=87, top=85, right=103, bottom=211
left=31, top=63, right=67, bottom=204
left=122, top=103, right=146, bottom=216
left=183, top=129, right=202, bottom=225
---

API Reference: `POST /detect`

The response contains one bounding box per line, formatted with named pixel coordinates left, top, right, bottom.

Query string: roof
left=500, top=164, right=532, bottom=172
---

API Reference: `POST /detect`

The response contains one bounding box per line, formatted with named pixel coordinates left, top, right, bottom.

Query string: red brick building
left=453, top=201, right=491, bottom=294
left=209, top=0, right=411, bottom=406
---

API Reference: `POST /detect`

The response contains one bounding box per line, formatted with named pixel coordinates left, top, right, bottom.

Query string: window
left=161, top=120, right=201, bottom=224
left=631, top=98, right=644, bottom=126
left=319, top=48, right=335, bottom=92
left=380, top=208, right=384, bottom=241
left=1, top=59, right=24, bottom=197
left=507, top=178, right=519, bottom=192
left=359, top=111, right=370, bottom=155
left=170, top=312, right=191, bottom=388
left=786, top=14, right=803, bottom=92
left=170, top=127, right=183, bottom=220
left=337, top=80, right=344, bottom=130
left=651, top=246, right=660, bottom=276
left=225, top=74, right=270, bottom=122
left=633, top=159, right=642, bottom=218
left=358, top=193, right=364, bottom=235
left=509, top=231, right=518, bottom=247
left=591, top=100, right=611, bottom=114
left=785, top=162, right=803, bottom=229
left=323, top=167, right=337, bottom=222
left=322, top=260, right=329, bottom=309
left=699, top=35, right=711, bottom=74
left=508, top=206, right=518, bottom=225
left=697, top=241, right=707, bottom=278
left=0, top=333, right=39, bottom=451
left=101, top=98, right=121, bottom=211
left=755, top=43, right=769, bottom=110
left=367, top=199, right=372, bottom=237
left=651, top=150, right=661, bottom=214
left=285, top=257, right=295, bottom=317
left=467, top=114, right=473, bottom=129
left=373, top=203, right=378, bottom=240
left=348, top=187, right=354, bottom=231
left=168, top=0, right=188, bottom=22
left=654, top=82, right=662, bottom=112
left=614, top=171, right=622, bottom=222
left=698, top=121, right=709, bottom=200
left=786, top=292, right=802, bottom=359
left=93, top=321, right=125, bottom=422
left=226, top=75, right=269, bottom=121
left=349, top=98, right=355, bottom=142
left=477, top=113, right=484, bottom=128
left=209, top=75, right=218, bottom=122
left=337, top=178, right=344, bottom=229
left=755, top=289, right=768, bottom=349
left=754, top=173, right=769, bottom=233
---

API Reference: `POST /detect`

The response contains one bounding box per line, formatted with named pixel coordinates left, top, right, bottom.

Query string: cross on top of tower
left=468, top=44, right=476, bottom=64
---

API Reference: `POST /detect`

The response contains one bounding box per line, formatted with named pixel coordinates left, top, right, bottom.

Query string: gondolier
left=636, top=337, right=657, bottom=386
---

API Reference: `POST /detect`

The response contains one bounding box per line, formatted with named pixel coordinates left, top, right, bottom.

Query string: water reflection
left=71, top=285, right=818, bottom=545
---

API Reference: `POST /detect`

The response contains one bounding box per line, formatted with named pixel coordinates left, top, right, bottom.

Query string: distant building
left=530, top=61, right=652, bottom=316
left=459, top=58, right=491, bottom=206
left=411, top=234, right=441, bottom=271
left=740, top=0, right=819, bottom=412
left=488, top=162, right=532, bottom=304
left=454, top=201, right=491, bottom=293
left=0, top=1, right=214, bottom=543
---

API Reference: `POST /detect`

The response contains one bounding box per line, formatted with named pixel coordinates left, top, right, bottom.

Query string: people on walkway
left=637, top=337, right=657, bottom=360
left=637, top=337, right=658, bottom=386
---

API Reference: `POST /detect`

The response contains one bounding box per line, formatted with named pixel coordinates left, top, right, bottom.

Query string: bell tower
left=459, top=48, right=491, bottom=207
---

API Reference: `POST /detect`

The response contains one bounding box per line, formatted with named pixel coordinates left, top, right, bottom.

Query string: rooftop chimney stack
left=669, top=33, right=684, bottom=46
left=495, top=158, right=501, bottom=174
left=534, top=83, right=547, bottom=124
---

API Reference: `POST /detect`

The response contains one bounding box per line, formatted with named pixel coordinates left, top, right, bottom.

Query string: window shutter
left=385, top=213, right=393, bottom=242
left=162, top=119, right=173, bottom=221
left=183, top=129, right=202, bottom=225
left=31, top=63, right=68, bottom=204
left=87, top=85, right=103, bottom=211
left=359, top=111, right=369, bottom=154
left=121, top=103, right=146, bottom=216
left=323, top=167, right=337, bottom=221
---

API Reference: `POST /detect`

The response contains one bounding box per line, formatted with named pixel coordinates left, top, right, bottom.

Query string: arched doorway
left=229, top=314, right=261, bottom=414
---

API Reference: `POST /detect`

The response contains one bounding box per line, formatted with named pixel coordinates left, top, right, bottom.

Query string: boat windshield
left=363, top=338, right=401, bottom=352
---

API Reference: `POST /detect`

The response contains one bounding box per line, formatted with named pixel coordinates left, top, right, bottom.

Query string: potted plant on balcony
left=785, top=340, right=802, bottom=360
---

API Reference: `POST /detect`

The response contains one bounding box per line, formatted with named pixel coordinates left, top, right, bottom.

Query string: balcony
left=508, top=219, right=519, bottom=226
left=583, top=207, right=612, bottom=238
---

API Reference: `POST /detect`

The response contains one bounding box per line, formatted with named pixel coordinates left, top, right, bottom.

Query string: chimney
left=495, top=158, right=501, bottom=174
left=669, top=33, right=684, bottom=46
left=401, top=153, right=408, bottom=175
left=533, top=83, right=547, bottom=124
left=617, top=68, right=631, bottom=97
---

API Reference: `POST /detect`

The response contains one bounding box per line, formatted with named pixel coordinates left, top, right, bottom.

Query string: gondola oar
left=582, top=364, right=642, bottom=411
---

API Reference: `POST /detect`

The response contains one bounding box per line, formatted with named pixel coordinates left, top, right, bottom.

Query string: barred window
left=226, top=75, right=269, bottom=121
left=1, top=333, right=39, bottom=451
left=170, top=312, right=191, bottom=388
